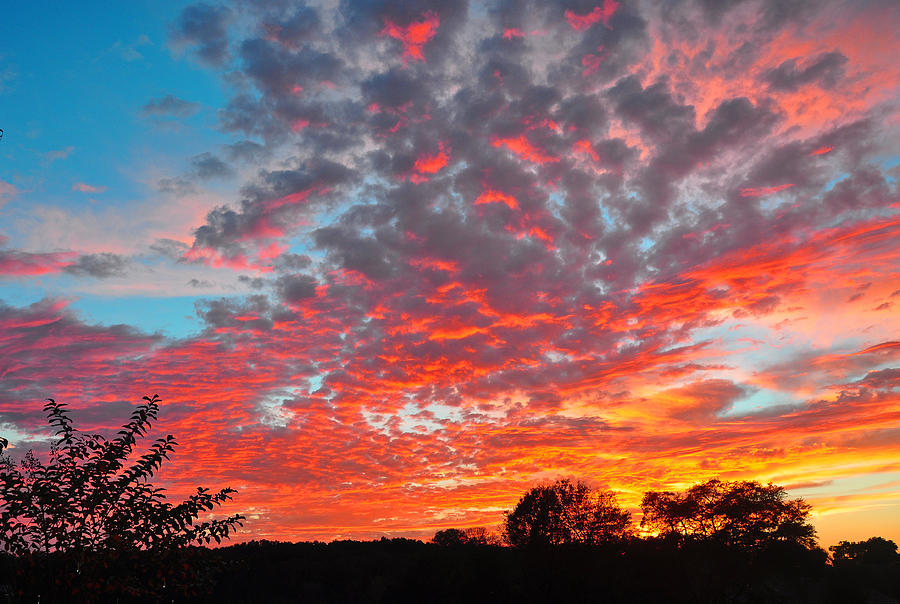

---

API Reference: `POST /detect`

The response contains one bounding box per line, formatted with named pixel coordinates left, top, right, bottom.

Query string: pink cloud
left=72, top=182, right=107, bottom=193
left=565, top=1, right=619, bottom=31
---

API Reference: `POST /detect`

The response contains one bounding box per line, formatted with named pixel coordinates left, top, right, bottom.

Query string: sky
left=1, top=0, right=899, bottom=547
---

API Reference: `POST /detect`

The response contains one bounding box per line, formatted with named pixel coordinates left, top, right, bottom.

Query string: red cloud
left=581, top=46, right=606, bottom=77
left=565, top=1, right=620, bottom=30
left=263, top=188, right=316, bottom=212
left=381, top=12, right=440, bottom=62
left=474, top=188, right=519, bottom=209
left=809, top=146, right=834, bottom=156
left=0, top=250, right=77, bottom=276
left=572, top=139, right=601, bottom=162
left=410, top=142, right=450, bottom=182
left=183, top=245, right=277, bottom=273
left=740, top=184, right=795, bottom=197
left=491, top=135, right=559, bottom=164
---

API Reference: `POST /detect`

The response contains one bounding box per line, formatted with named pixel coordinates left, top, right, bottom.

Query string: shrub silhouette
left=0, top=395, right=244, bottom=600
left=504, top=479, right=633, bottom=547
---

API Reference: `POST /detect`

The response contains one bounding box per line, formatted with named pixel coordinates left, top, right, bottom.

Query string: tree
left=432, top=527, right=498, bottom=546
left=640, top=478, right=817, bottom=550
left=504, top=479, right=633, bottom=547
left=830, top=537, right=899, bottom=565
left=0, top=396, right=244, bottom=599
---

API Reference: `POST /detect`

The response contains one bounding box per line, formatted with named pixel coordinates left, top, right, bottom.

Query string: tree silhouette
left=432, top=527, right=498, bottom=546
left=830, top=537, right=899, bottom=565
left=0, top=395, right=244, bottom=599
left=641, top=478, right=816, bottom=550
left=504, top=479, right=632, bottom=547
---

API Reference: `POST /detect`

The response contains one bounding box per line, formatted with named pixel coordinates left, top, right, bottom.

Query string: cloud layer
left=2, top=0, right=899, bottom=544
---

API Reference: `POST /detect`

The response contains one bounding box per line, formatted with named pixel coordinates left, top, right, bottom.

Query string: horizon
left=1, top=0, right=899, bottom=550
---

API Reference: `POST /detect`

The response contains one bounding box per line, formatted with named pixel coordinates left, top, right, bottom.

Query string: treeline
left=197, top=534, right=900, bottom=604
left=445, top=478, right=817, bottom=550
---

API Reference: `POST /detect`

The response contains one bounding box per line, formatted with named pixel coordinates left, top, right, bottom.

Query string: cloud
left=169, top=3, right=232, bottom=66
left=0, top=181, right=17, bottom=208
left=42, top=146, right=74, bottom=164
left=141, top=94, right=201, bottom=117
left=4, top=0, right=900, bottom=543
left=190, top=152, right=234, bottom=179
left=72, top=182, right=107, bottom=194
left=763, top=51, right=849, bottom=91
left=109, top=35, right=152, bottom=62
left=0, top=249, right=76, bottom=276
left=61, top=253, right=129, bottom=278
left=156, top=176, right=196, bottom=196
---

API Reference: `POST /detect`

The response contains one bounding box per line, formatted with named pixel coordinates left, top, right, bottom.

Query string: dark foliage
left=831, top=536, right=899, bottom=565
left=504, top=479, right=633, bottom=547
left=432, top=527, right=498, bottom=546
left=0, top=396, right=243, bottom=601
left=181, top=536, right=896, bottom=604
left=829, top=537, right=900, bottom=603
left=641, top=478, right=818, bottom=550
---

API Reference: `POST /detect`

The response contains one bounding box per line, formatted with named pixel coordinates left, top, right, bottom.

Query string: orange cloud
left=809, top=146, right=834, bottom=156
left=491, top=135, right=559, bottom=164
left=474, top=188, right=519, bottom=209
left=410, top=142, right=450, bottom=182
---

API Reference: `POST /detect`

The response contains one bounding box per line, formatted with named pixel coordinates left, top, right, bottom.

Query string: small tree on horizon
left=830, top=537, right=900, bottom=565
left=504, top=479, right=633, bottom=547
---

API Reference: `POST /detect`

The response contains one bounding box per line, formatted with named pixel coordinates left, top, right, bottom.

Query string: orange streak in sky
left=740, top=184, right=795, bottom=197
left=263, top=188, right=315, bottom=211
left=809, top=146, right=834, bottom=156
left=850, top=341, right=900, bottom=356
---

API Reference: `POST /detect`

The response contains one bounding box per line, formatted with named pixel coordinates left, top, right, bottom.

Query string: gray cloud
left=190, top=152, right=234, bottom=179
left=62, top=253, right=129, bottom=278
left=763, top=51, right=848, bottom=91
left=141, top=94, right=201, bottom=117
left=170, top=3, right=233, bottom=66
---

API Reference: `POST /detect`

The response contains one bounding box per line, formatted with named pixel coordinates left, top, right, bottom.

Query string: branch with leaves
left=0, top=395, right=244, bottom=556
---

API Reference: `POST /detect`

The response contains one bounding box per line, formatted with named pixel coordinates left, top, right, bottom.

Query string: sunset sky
left=2, top=0, right=899, bottom=547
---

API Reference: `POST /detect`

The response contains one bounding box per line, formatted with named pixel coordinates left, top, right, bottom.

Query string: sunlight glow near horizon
left=1, top=0, right=900, bottom=548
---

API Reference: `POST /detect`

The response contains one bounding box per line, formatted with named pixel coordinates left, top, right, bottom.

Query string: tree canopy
left=640, top=478, right=817, bottom=550
left=830, top=537, right=899, bottom=565
left=504, top=479, right=633, bottom=547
